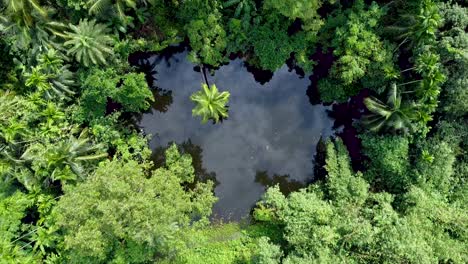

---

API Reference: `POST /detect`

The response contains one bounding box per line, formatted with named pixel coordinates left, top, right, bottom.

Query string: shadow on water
left=130, top=47, right=344, bottom=220
left=151, top=140, right=219, bottom=189
left=328, top=89, right=370, bottom=171
left=307, top=47, right=335, bottom=105
left=254, top=171, right=305, bottom=196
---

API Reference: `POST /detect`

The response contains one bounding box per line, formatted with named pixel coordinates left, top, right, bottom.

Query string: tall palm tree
left=63, top=19, right=114, bottom=67
left=190, top=83, right=230, bottom=124
left=363, top=83, right=419, bottom=134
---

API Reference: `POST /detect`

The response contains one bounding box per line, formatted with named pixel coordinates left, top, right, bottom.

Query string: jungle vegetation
left=0, top=0, right=466, bottom=263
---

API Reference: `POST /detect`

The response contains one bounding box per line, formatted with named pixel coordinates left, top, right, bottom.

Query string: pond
left=131, top=48, right=338, bottom=220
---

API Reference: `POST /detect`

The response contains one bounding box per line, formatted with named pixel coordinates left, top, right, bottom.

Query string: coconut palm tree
left=363, top=83, right=419, bottom=134
left=63, top=19, right=114, bottom=67
left=190, top=83, right=230, bottom=124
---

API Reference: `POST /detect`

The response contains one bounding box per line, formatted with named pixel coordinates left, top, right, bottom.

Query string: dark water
left=132, top=50, right=336, bottom=220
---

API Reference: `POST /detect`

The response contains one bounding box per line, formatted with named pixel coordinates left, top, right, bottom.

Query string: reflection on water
left=135, top=50, right=335, bottom=220
left=254, top=171, right=304, bottom=196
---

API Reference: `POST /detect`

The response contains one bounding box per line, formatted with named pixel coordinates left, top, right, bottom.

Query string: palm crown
left=363, top=83, right=419, bottom=134
left=21, top=130, right=108, bottom=179
left=190, top=83, right=230, bottom=124
left=64, top=19, right=114, bottom=67
left=1, top=0, right=47, bottom=28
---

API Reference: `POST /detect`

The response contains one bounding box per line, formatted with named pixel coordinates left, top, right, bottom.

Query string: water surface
left=135, top=50, right=335, bottom=219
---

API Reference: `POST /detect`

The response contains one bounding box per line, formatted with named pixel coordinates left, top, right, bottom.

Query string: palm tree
left=21, top=130, right=108, bottom=179
left=190, top=83, right=230, bottom=124
left=86, top=0, right=146, bottom=30
left=223, top=0, right=256, bottom=20
left=363, top=83, right=419, bottom=134
left=63, top=19, right=114, bottom=67
left=386, top=0, right=441, bottom=49
left=0, top=0, right=47, bottom=29
left=0, top=0, right=65, bottom=51
left=23, top=51, right=76, bottom=100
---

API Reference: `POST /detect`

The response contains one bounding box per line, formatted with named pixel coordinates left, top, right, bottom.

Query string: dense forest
left=0, top=0, right=467, bottom=263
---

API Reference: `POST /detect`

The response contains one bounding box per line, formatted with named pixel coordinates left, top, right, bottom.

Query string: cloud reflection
left=139, top=51, right=334, bottom=220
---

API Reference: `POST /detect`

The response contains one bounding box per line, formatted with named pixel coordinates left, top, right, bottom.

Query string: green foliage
left=177, top=0, right=220, bottom=23
left=363, top=83, right=420, bottom=134
left=223, top=0, right=256, bottom=23
left=0, top=0, right=467, bottom=263
left=53, top=145, right=217, bottom=263
left=20, top=129, right=107, bottom=183
left=318, top=0, right=398, bottom=102
left=172, top=223, right=258, bottom=263
left=441, top=70, right=467, bottom=116
left=190, top=83, right=230, bottom=124
left=324, top=138, right=369, bottom=205
left=387, top=0, right=442, bottom=48
left=79, top=67, right=152, bottom=121
left=85, top=0, right=152, bottom=32
left=0, top=0, right=47, bottom=29
left=360, top=133, right=411, bottom=193
left=254, top=138, right=467, bottom=263
left=249, top=20, right=293, bottom=72
left=437, top=1, right=468, bottom=117
left=251, top=237, right=282, bottom=264
left=186, top=14, right=227, bottom=66
left=0, top=191, right=38, bottom=263
left=23, top=49, right=76, bottom=100
left=263, top=0, right=325, bottom=34
left=0, top=0, right=66, bottom=53
left=64, top=19, right=114, bottom=67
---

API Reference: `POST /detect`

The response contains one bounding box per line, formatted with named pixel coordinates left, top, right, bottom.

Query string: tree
left=64, top=19, right=114, bottom=67
left=86, top=0, right=147, bottom=31
left=53, top=145, right=216, bottom=263
left=360, top=133, right=411, bottom=193
left=363, top=84, right=419, bottom=134
left=78, top=68, right=153, bottom=121
left=0, top=191, right=39, bottom=263
left=0, top=0, right=47, bottom=29
left=251, top=237, right=283, bottom=264
left=185, top=14, right=227, bottom=66
left=263, top=0, right=323, bottom=32
left=0, top=0, right=66, bottom=53
left=253, top=139, right=467, bottom=263
left=223, top=0, right=256, bottom=22
left=20, top=129, right=107, bottom=184
left=318, top=0, right=398, bottom=102
left=387, top=0, right=442, bottom=48
left=437, top=1, right=468, bottom=117
left=23, top=50, right=76, bottom=100
left=190, top=83, right=230, bottom=124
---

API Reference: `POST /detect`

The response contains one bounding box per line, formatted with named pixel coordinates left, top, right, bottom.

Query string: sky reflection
left=139, top=51, right=334, bottom=219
